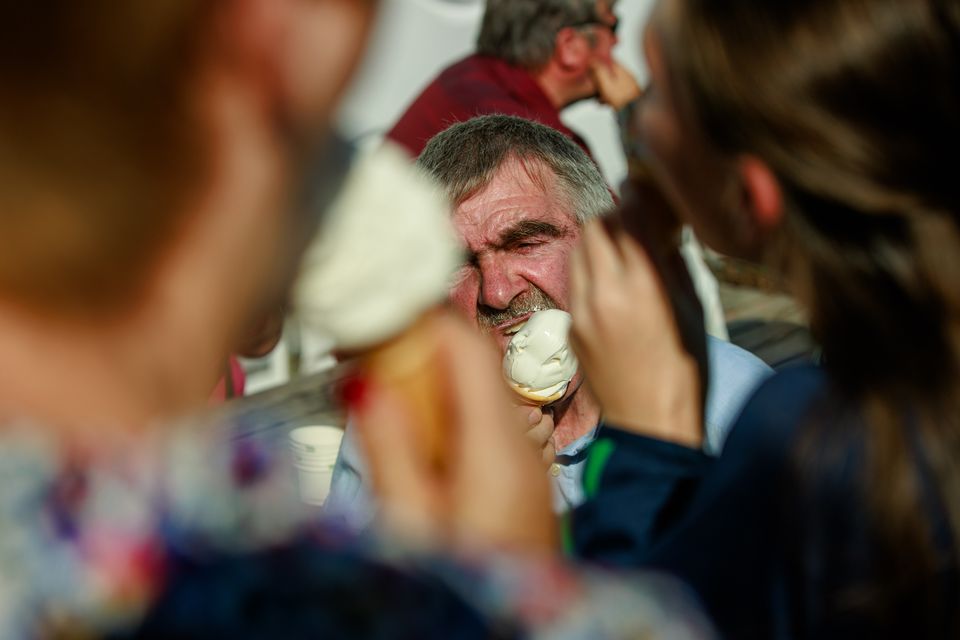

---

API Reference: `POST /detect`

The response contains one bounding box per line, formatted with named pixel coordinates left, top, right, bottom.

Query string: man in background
left=387, top=0, right=639, bottom=158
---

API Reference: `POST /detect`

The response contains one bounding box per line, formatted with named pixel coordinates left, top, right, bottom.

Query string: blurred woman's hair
left=0, top=2, right=215, bottom=316
left=672, top=0, right=960, bottom=623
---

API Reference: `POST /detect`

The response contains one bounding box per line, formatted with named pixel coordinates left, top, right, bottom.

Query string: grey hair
left=476, top=0, right=604, bottom=70
left=416, top=114, right=613, bottom=224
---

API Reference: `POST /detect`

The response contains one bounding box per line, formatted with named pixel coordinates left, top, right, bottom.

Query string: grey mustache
left=477, top=287, right=558, bottom=331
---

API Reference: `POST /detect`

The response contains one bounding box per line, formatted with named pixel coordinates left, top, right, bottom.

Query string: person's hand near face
left=569, top=212, right=704, bottom=449
left=591, top=60, right=642, bottom=111
left=518, top=405, right=557, bottom=466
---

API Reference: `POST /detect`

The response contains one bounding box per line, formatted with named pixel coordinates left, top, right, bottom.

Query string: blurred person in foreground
left=568, top=0, right=960, bottom=637
left=0, top=1, right=711, bottom=638
left=328, top=115, right=770, bottom=521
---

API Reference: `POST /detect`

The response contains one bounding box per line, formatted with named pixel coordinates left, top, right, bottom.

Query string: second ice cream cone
left=361, top=310, right=448, bottom=471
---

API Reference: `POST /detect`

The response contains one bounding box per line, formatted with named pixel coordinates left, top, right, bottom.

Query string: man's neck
left=533, top=64, right=593, bottom=111
left=550, top=385, right=601, bottom=451
left=533, top=71, right=569, bottom=111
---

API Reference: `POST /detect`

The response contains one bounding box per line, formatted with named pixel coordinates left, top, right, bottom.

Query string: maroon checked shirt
left=387, top=54, right=593, bottom=159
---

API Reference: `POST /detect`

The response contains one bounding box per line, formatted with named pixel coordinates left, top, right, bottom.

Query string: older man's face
left=448, top=158, right=581, bottom=355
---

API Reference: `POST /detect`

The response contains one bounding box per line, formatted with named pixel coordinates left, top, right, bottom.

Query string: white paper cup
left=289, top=425, right=343, bottom=453
left=294, top=468, right=335, bottom=505
left=289, top=425, right=344, bottom=505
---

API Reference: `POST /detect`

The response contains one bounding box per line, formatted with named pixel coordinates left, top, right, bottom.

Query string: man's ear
left=737, top=155, right=783, bottom=234
left=554, top=27, right=592, bottom=72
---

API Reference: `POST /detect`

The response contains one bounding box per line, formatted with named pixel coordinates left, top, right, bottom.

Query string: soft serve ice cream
left=293, top=142, right=461, bottom=350
left=502, top=309, right=579, bottom=405
left=293, top=142, right=462, bottom=469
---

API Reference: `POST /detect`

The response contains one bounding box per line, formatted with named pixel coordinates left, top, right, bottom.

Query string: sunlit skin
left=450, top=160, right=578, bottom=350
left=448, top=158, right=599, bottom=449
left=0, top=0, right=377, bottom=437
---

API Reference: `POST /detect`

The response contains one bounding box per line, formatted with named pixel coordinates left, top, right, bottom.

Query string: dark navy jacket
left=572, top=365, right=958, bottom=638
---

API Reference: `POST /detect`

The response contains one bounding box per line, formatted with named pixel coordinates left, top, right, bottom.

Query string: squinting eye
left=515, top=241, right=542, bottom=251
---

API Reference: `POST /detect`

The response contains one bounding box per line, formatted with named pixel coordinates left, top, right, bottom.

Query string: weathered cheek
left=522, top=251, right=574, bottom=309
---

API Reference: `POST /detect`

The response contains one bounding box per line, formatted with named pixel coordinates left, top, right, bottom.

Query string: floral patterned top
left=0, top=403, right=714, bottom=639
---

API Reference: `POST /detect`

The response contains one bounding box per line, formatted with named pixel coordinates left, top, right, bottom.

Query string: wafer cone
left=506, top=381, right=564, bottom=406
left=360, top=310, right=448, bottom=471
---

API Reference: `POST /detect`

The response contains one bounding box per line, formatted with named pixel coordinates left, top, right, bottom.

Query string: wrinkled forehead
left=454, top=154, right=572, bottom=210
left=496, top=155, right=558, bottom=197
left=452, top=158, right=578, bottom=238
left=487, top=157, right=580, bottom=222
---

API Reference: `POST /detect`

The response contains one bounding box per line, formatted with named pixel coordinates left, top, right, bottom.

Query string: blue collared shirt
left=325, top=336, right=772, bottom=527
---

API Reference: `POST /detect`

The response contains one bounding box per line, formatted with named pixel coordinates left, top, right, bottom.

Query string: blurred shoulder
left=705, top=335, right=771, bottom=379
left=732, top=363, right=831, bottom=447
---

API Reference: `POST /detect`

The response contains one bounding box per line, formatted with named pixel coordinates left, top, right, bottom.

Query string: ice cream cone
left=291, top=143, right=461, bottom=470
left=360, top=310, right=448, bottom=471
left=506, top=381, right=564, bottom=406
left=501, top=310, right=578, bottom=408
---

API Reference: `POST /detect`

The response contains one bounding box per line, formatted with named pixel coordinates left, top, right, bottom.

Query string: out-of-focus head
left=477, top=0, right=619, bottom=105
left=417, top=114, right=612, bottom=355
left=645, top=0, right=960, bottom=604
left=0, top=0, right=376, bottom=322
left=641, top=0, right=960, bottom=382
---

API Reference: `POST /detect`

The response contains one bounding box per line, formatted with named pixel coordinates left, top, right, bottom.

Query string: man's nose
left=478, top=255, right=526, bottom=310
